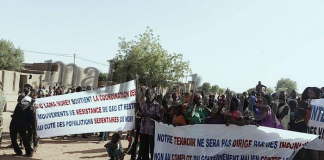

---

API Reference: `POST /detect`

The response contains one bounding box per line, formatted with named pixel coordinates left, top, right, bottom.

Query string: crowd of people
left=127, top=82, right=324, bottom=160
left=5, top=81, right=324, bottom=160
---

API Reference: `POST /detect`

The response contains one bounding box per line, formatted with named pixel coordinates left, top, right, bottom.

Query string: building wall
left=1, top=70, right=26, bottom=95
left=1, top=65, right=97, bottom=101
left=0, top=70, right=43, bottom=102
left=22, top=73, right=42, bottom=91
left=40, top=65, right=97, bottom=91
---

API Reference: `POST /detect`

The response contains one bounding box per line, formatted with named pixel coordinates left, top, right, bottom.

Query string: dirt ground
left=0, top=102, right=132, bottom=160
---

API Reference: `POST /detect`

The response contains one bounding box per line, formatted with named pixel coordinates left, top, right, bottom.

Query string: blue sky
left=1, top=0, right=323, bottom=93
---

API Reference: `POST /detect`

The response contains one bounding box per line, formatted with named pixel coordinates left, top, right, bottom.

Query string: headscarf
left=258, top=105, right=284, bottom=129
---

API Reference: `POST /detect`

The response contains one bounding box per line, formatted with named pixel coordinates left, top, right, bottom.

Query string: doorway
left=19, top=75, right=27, bottom=93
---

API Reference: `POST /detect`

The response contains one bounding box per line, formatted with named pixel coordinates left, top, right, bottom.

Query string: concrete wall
left=31, top=64, right=98, bottom=93
left=0, top=70, right=43, bottom=102
left=1, top=70, right=24, bottom=95
left=1, top=65, right=97, bottom=101
left=22, top=73, right=42, bottom=91
left=25, top=63, right=59, bottom=72
left=41, top=65, right=97, bottom=90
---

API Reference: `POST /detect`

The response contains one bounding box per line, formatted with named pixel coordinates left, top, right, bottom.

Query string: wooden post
left=1, top=71, right=5, bottom=91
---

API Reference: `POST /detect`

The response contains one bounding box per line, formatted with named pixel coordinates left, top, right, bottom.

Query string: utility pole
left=72, top=54, right=76, bottom=88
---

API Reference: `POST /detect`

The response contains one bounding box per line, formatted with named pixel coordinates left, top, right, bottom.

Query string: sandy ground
left=0, top=102, right=132, bottom=160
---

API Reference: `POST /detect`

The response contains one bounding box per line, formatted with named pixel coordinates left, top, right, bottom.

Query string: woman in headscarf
left=185, top=93, right=209, bottom=124
left=303, top=87, right=322, bottom=124
left=205, top=106, right=225, bottom=124
left=225, top=100, right=244, bottom=126
left=169, top=93, right=181, bottom=119
left=257, top=105, right=284, bottom=129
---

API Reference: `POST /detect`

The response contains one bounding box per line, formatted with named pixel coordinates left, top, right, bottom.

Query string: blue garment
left=290, top=111, right=296, bottom=119
left=107, top=147, right=120, bottom=160
left=106, top=141, right=123, bottom=160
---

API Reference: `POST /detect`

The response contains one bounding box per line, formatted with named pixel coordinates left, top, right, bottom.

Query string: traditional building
left=0, top=63, right=98, bottom=102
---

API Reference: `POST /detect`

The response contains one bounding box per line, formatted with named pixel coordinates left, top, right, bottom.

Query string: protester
left=205, top=106, right=225, bottom=124
left=240, top=92, right=249, bottom=111
left=201, top=91, right=209, bottom=106
left=124, top=130, right=138, bottom=156
left=288, top=99, right=298, bottom=122
left=48, top=86, right=54, bottom=96
left=172, top=105, right=186, bottom=126
left=270, top=93, right=279, bottom=116
left=162, top=113, right=171, bottom=125
left=57, top=86, right=63, bottom=95
left=161, top=99, right=171, bottom=116
left=169, top=93, right=181, bottom=118
left=248, top=91, right=257, bottom=112
left=27, top=89, right=38, bottom=149
left=207, top=98, right=215, bottom=109
left=9, top=84, right=34, bottom=157
left=308, top=87, right=321, bottom=100
left=217, top=95, right=226, bottom=108
left=252, top=93, right=262, bottom=116
left=185, top=94, right=209, bottom=124
left=41, top=86, right=46, bottom=96
left=104, top=133, right=124, bottom=160
left=306, top=87, right=322, bottom=160
left=277, top=91, right=290, bottom=130
left=37, top=90, right=44, bottom=98
left=131, top=102, right=142, bottom=160
left=138, top=86, right=146, bottom=104
left=256, top=81, right=266, bottom=93
left=9, top=78, right=324, bottom=159
left=7, top=94, right=25, bottom=149
left=289, top=109, right=307, bottom=133
left=54, top=84, right=59, bottom=95
left=225, top=100, right=244, bottom=126
left=257, top=105, right=284, bottom=129
left=138, top=88, right=163, bottom=160
left=171, top=93, right=180, bottom=106
left=181, top=93, right=190, bottom=114
left=287, top=89, right=297, bottom=102
left=288, top=108, right=308, bottom=160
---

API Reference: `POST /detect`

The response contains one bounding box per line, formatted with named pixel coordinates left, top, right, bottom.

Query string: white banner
left=35, top=80, right=136, bottom=138
left=154, top=122, right=318, bottom=160
left=305, top=99, right=324, bottom=150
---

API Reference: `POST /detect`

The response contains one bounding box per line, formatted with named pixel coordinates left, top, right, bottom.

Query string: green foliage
left=0, top=39, right=24, bottom=71
left=218, top=88, right=226, bottom=95
left=210, top=85, right=219, bottom=94
left=210, top=85, right=226, bottom=95
left=247, top=88, right=255, bottom=94
left=113, top=27, right=191, bottom=86
left=202, top=82, right=211, bottom=93
left=98, top=73, right=109, bottom=81
left=266, top=87, right=275, bottom=94
left=275, top=78, right=297, bottom=94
